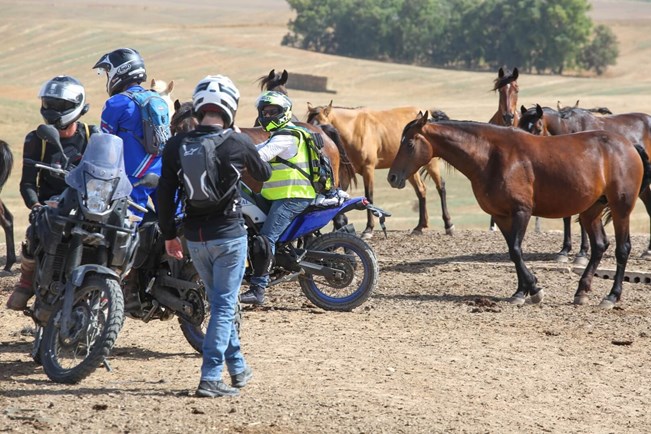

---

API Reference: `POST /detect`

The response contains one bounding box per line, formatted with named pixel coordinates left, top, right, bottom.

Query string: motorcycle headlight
left=85, top=178, right=115, bottom=213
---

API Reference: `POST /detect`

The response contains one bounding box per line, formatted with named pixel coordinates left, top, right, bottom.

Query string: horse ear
left=418, top=111, right=429, bottom=126
left=268, top=69, right=275, bottom=80
left=512, top=67, right=519, bottom=80
left=521, top=105, right=527, bottom=115
left=324, top=100, right=333, bottom=116
left=281, top=69, right=288, bottom=85
left=150, top=78, right=156, bottom=88
left=536, top=104, right=543, bottom=117
left=307, top=102, right=313, bottom=110
left=174, top=99, right=181, bottom=111
left=167, top=80, right=174, bottom=93
left=498, top=67, right=504, bottom=78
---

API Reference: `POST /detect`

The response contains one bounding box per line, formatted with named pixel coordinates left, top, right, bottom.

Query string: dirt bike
left=25, top=125, right=208, bottom=383
left=241, top=185, right=390, bottom=311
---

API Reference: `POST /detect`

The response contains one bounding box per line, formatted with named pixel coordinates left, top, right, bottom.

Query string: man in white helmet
left=158, top=75, right=271, bottom=398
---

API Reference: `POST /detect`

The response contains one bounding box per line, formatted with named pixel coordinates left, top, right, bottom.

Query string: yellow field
left=1, top=0, right=651, bottom=237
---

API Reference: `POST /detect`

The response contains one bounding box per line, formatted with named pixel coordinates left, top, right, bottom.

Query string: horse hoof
left=573, top=256, right=589, bottom=267
left=361, top=231, right=373, bottom=240
left=573, top=294, right=589, bottom=305
left=410, top=229, right=424, bottom=236
left=445, top=225, right=455, bottom=236
left=508, top=294, right=526, bottom=305
left=555, top=254, right=569, bottom=263
left=640, top=251, right=651, bottom=260
left=598, top=298, right=616, bottom=309
left=530, top=289, right=544, bottom=304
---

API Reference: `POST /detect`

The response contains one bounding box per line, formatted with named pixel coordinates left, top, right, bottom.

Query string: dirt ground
left=1, top=228, right=650, bottom=433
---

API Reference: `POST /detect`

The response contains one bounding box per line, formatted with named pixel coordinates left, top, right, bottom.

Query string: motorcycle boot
left=240, top=285, right=265, bottom=305
left=6, top=255, right=36, bottom=311
left=121, top=269, right=142, bottom=312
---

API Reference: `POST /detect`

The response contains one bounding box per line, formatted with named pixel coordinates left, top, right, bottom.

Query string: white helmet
left=192, top=75, right=240, bottom=127
left=38, top=75, right=89, bottom=129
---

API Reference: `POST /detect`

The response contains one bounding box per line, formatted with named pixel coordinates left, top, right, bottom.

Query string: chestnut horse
left=0, top=140, right=14, bottom=271
left=519, top=104, right=651, bottom=262
left=488, top=67, right=520, bottom=232
left=307, top=102, right=454, bottom=238
left=388, top=112, right=651, bottom=308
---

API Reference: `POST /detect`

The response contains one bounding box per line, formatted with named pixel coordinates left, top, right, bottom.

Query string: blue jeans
left=250, top=197, right=312, bottom=289
left=187, top=235, right=248, bottom=381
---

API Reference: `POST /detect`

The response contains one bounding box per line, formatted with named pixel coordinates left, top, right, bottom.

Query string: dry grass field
left=2, top=2, right=651, bottom=433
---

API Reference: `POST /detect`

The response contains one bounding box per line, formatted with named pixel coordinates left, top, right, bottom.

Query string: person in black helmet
left=7, top=75, right=99, bottom=312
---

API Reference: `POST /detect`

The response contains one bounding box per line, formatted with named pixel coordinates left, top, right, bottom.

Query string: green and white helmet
left=256, top=91, right=292, bottom=132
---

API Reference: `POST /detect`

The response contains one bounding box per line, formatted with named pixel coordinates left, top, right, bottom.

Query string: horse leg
left=425, top=161, right=454, bottom=235
left=556, top=216, right=573, bottom=262
left=600, top=214, right=633, bottom=309
left=361, top=165, right=375, bottom=238
left=406, top=172, right=428, bottom=235
left=493, top=210, right=542, bottom=305
left=0, top=201, right=15, bottom=271
left=574, top=208, right=609, bottom=305
left=638, top=187, right=651, bottom=258
left=573, top=221, right=590, bottom=267
left=488, top=216, right=497, bottom=232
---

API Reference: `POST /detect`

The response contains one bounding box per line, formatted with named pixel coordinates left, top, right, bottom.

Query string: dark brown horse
left=388, top=112, right=651, bottom=308
left=519, top=104, right=651, bottom=262
left=488, top=67, right=520, bottom=232
left=307, top=102, right=454, bottom=238
left=0, top=140, right=14, bottom=271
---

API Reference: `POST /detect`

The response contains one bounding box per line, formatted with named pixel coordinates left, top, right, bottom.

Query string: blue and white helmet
left=192, top=75, right=240, bottom=127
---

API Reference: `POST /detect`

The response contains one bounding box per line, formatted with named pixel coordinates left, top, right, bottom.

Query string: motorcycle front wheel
left=178, top=266, right=242, bottom=354
left=39, top=275, right=124, bottom=384
left=299, top=232, right=379, bottom=311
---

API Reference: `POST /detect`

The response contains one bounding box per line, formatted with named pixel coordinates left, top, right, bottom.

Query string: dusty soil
left=1, top=229, right=650, bottom=433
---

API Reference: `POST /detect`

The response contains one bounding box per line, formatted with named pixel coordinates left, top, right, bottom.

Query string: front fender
left=69, top=264, right=120, bottom=287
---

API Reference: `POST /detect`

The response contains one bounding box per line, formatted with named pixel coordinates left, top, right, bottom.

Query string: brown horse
left=388, top=112, right=651, bottom=308
left=171, top=100, right=348, bottom=194
left=488, top=67, right=520, bottom=232
left=519, top=103, right=651, bottom=261
left=0, top=140, right=14, bottom=271
left=307, top=102, right=454, bottom=238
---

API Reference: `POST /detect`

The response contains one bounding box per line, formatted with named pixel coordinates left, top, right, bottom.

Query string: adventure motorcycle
left=241, top=185, right=390, bottom=311
left=25, top=125, right=208, bottom=383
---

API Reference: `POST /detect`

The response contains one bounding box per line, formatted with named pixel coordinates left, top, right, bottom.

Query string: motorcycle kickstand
left=102, top=358, right=112, bottom=372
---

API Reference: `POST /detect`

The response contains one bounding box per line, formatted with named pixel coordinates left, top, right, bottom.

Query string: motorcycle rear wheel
left=39, top=275, right=124, bottom=384
left=299, top=232, right=378, bottom=311
left=178, top=268, right=242, bottom=354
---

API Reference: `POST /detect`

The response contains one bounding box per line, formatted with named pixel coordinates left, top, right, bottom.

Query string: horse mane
left=492, top=68, right=519, bottom=91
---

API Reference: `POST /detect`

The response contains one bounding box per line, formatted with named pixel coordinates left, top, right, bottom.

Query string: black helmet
left=38, top=75, right=89, bottom=129
left=92, top=48, right=147, bottom=96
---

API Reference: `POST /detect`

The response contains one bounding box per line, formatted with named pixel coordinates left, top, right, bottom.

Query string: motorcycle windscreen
left=65, top=133, right=133, bottom=200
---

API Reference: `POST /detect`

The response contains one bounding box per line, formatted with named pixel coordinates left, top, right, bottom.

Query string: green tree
left=578, top=24, right=619, bottom=75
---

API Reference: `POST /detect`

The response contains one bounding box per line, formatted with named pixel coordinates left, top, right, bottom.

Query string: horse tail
left=321, top=124, right=357, bottom=190
left=635, top=144, right=651, bottom=195
left=0, top=140, right=13, bottom=191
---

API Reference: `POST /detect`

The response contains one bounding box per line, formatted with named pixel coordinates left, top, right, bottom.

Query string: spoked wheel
left=40, top=275, right=124, bottom=384
left=178, top=264, right=243, bottom=354
left=299, top=232, right=379, bottom=311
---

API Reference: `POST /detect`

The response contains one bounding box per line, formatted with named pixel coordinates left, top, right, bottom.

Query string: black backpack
left=178, top=130, right=239, bottom=210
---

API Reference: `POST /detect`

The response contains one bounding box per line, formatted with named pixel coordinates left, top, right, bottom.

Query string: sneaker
left=231, top=366, right=253, bottom=388
left=240, top=286, right=265, bottom=305
left=196, top=380, right=240, bottom=398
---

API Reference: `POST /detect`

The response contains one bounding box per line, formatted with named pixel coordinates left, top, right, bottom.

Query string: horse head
left=493, top=67, right=519, bottom=126
left=306, top=100, right=333, bottom=125
left=257, top=69, right=289, bottom=94
left=151, top=78, right=175, bottom=117
left=170, top=99, right=198, bottom=135
left=518, top=104, right=548, bottom=136
left=387, top=111, right=433, bottom=190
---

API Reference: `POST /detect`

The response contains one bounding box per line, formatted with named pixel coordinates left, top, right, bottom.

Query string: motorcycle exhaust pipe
left=150, top=285, right=193, bottom=317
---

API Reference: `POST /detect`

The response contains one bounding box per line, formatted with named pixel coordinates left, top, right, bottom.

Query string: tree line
left=282, top=0, right=618, bottom=75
